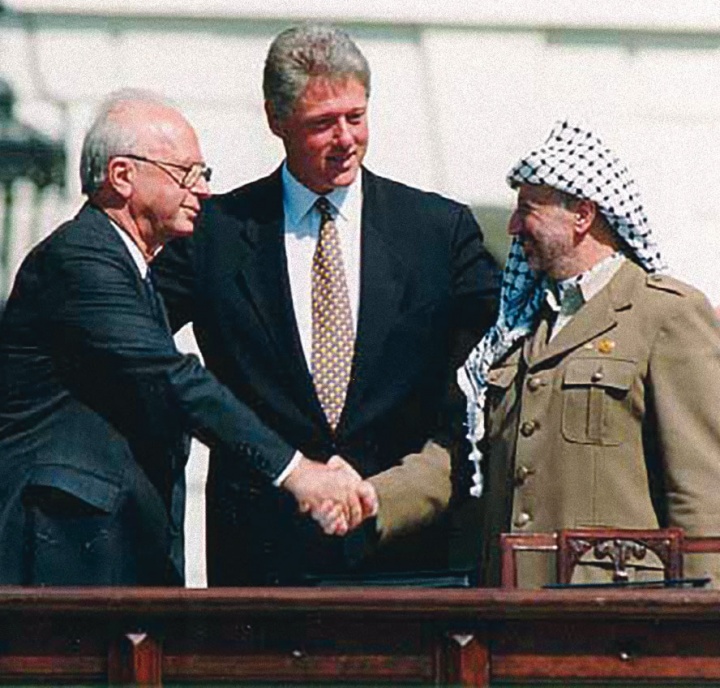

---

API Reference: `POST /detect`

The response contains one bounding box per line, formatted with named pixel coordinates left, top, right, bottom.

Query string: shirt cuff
left=273, top=450, right=304, bottom=487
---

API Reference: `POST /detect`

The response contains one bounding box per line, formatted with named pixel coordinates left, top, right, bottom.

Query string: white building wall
left=1, top=0, right=719, bottom=586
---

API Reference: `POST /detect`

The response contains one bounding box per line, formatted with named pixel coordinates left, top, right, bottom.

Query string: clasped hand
left=283, top=456, right=378, bottom=535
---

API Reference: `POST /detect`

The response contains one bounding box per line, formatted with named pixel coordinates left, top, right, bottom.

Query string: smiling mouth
left=327, top=152, right=355, bottom=166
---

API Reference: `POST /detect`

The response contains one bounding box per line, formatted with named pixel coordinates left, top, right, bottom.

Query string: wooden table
left=1, top=587, right=720, bottom=685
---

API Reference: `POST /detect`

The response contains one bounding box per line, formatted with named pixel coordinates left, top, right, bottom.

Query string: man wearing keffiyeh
left=460, top=120, right=720, bottom=588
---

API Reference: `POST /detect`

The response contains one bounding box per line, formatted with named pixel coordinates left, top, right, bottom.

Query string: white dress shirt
left=545, top=252, right=626, bottom=341
left=281, top=162, right=363, bottom=367
left=111, top=220, right=148, bottom=278
left=270, top=164, right=364, bottom=486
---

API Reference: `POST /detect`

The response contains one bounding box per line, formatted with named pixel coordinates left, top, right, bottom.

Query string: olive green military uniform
left=481, top=260, right=720, bottom=587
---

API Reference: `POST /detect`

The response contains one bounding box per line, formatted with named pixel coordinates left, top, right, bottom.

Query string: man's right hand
left=282, top=456, right=377, bottom=535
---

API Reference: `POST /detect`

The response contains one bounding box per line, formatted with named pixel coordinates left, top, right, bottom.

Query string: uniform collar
left=546, top=252, right=626, bottom=316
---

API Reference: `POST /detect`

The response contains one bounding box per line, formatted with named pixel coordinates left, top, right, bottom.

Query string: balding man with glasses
left=0, top=89, right=375, bottom=586
left=118, top=153, right=212, bottom=189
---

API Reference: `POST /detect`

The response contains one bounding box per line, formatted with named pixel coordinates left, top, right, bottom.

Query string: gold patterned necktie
left=311, top=196, right=355, bottom=429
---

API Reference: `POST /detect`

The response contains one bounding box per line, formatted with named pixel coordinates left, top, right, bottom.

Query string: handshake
left=282, top=456, right=378, bottom=536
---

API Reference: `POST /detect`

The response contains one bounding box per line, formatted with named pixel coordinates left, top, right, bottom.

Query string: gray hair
left=263, top=24, right=370, bottom=123
left=79, top=88, right=174, bottom=196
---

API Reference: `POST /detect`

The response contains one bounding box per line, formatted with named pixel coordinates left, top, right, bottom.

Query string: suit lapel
left=340, top=171, right=410, bottom=434
left=231, top=172, right=326, bottom=424
left=84, top=205, right=184, bottom=342
left=526, top=260, right=637, bottom=369
left=83, top=203, right=150, bottom=290
left=83, top=203, right=143, bottom=269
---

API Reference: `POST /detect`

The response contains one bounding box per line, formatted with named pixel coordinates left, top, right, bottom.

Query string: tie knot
left=315, top=196, right=334, bottom=222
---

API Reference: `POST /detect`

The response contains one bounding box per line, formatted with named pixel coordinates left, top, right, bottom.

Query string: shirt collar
left=545, top=252, right=626, bottom=316
left=107, top=217, right=149, bottom=278
left=281, top=161, right=360, bottom=224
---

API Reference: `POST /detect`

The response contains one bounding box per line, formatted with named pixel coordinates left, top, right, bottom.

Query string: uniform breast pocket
left=561, top=357, right=636, bottom=446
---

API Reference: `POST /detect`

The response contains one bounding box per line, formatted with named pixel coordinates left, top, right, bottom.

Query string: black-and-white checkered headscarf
left=458, top=120, right=666, bottom=497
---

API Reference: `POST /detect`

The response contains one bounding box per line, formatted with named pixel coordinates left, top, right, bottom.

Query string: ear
left=105, top=157, right=134, bottom=200
left=264, top=100, right=285, bottom=139
left=573, top=199, right=598, bottom=237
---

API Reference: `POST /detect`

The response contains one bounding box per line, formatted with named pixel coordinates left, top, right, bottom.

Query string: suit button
left=520, top=420, right=538, bottom=437
left=514, top=511, right=531, bottom=528
left=515, top=465, right=533, bottom=486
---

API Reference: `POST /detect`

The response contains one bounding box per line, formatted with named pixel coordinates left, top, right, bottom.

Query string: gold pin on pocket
left=597, top=338, right=616, bottom=354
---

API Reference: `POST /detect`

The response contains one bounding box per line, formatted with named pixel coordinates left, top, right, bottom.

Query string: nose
left=334, top=118, right=354, bottom=148
left=508, top=210, right=522, bottom=236
left=190, top=174, right=211, bottom=199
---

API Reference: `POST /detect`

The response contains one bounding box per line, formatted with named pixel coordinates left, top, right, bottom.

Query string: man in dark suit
left=153, top=25, right=500, bottom=585
left=0, top=90, right=375, bottom=585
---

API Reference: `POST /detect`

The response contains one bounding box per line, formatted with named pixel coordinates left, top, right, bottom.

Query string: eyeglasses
left=118, top=154, right=212, bottom=189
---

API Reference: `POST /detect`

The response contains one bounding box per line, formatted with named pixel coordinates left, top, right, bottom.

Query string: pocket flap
left=28, top=465, right=121, bottom=513
left=563, top=357, right=636, bottom=391
left=487, top=365, right=519, bottom=389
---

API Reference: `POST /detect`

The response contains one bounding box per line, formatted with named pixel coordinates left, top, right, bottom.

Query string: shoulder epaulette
left=645, top=273, right=691, bottom=296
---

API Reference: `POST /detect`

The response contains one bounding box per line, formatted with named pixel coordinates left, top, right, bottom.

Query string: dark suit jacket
left=153, top=168, right=500, bottom=585
left=0, top=204, right=294, bottom=585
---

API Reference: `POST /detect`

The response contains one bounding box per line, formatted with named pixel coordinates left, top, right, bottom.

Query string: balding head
left=80, top=89, right=210, bottom=260
left=80, top=89, right=192, bottom=196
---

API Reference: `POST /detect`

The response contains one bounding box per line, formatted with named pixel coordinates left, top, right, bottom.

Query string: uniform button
left=514, top=512, right=531, bottom=528
left=591, top=371, right=604, bottom=383
left=527, top=377, right=541, bottom=392
left=520, top=420, right=538, bottom=437
left=515, top=465, right=532, bottom=485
